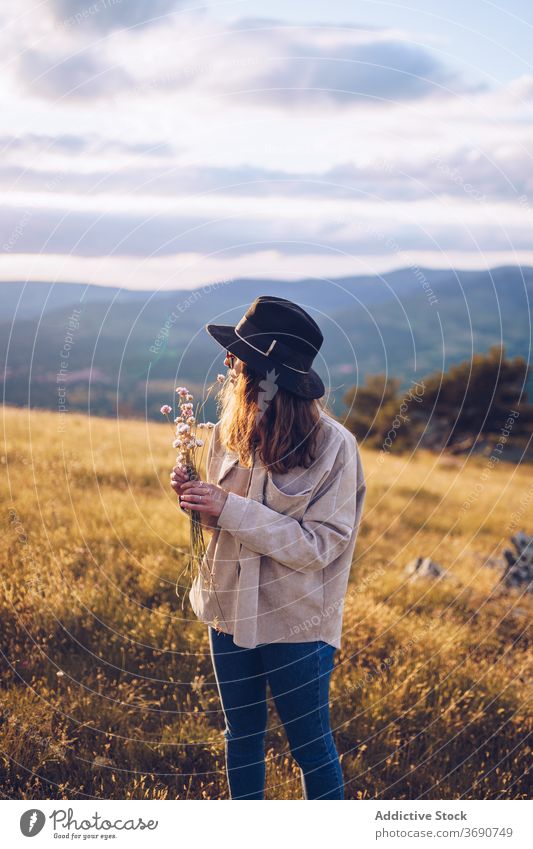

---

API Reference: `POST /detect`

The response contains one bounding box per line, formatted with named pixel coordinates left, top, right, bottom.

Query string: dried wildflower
left=216, top=374, right=225, bottom=383
left=160, top=382, right=226, bottom=627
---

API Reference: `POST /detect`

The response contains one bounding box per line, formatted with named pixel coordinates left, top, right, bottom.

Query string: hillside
left=1, top=266, right=532, bottom=420
left=1, top=406, right=531, bottom=799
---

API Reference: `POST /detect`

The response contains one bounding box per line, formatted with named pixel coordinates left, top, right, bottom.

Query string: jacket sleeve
left=217, top=435, right=366, bottom=573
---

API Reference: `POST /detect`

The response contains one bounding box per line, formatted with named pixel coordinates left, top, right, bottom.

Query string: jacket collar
left=216, top=451, right=240, bottom=485
left=215, top=447, right=261, bottom=490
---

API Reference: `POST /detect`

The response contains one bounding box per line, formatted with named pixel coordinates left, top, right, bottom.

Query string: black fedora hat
left=206, top=295, right=325, bottom=400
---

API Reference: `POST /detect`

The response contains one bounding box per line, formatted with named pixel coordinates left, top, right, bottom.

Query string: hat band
left=234, top=316, right=315, bottom=374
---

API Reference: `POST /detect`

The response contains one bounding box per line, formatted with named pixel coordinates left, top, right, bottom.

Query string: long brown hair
left=217, top=363, right=332, bottom=473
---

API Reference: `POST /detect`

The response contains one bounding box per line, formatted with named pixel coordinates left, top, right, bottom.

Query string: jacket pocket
left=264, top=473, right=314, bottom=522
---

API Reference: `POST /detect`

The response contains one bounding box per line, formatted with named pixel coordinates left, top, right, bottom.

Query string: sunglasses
left=224, top=351, right=236, bottom=370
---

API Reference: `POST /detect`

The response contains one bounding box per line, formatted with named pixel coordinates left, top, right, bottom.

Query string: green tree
left=343, top=373, right=402, bottom=446
left=344, top=345, right=532, bottom=453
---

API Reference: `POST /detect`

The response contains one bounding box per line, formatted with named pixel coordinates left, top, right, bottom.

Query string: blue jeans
left=208, top=627, right=344, bottom=799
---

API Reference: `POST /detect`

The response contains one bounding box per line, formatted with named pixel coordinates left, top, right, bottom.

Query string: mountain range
left=1, top=266, right=531, bottom=421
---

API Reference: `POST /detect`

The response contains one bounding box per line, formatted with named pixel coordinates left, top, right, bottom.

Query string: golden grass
left=1, top=406, right=531, bottom=799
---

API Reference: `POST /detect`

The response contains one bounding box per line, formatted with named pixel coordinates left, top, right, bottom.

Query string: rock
left=509, top=607, right=528, bottom=619
left=91, top=756, right=115, bottom=770
left=405, top=556, right=446, bottom=579
left=501, top=531, right=533, bottom=592
left=438, top=456, right=462, bottom=468
left=445, top=436, right=477, bottom=455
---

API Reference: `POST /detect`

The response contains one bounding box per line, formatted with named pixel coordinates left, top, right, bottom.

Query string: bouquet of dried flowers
left=160, top=377, right=225, bottom=606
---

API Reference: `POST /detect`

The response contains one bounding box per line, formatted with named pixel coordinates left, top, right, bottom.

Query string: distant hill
left=1, top=266, right=532, bottom=420
left=0, top=268, right=431, bottom=323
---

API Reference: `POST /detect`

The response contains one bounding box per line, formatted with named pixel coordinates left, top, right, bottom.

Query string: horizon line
left=1, top=263, right=532, bottom=294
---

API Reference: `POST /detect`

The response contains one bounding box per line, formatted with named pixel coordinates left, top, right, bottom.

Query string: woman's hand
left=179, top=479, right=229, bottom=518
left=169, top=463, right=190, bottom=498
left=170, top=463, right=228, bottom=517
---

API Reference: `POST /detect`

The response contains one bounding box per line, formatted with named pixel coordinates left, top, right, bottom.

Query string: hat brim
left=206, top=322, right=325, bottom=400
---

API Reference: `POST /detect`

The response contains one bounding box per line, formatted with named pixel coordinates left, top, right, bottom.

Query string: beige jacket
left=189, top=410, right=367, bottom=649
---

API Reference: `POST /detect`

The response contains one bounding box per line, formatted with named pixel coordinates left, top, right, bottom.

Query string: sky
left=1, top=0, right=533, bottom=289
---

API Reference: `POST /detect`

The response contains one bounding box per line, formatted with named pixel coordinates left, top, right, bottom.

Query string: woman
left=170, top=295, right=367, bottom=800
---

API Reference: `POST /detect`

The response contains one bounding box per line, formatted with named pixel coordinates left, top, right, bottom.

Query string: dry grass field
left=1, top=405, right=531, bottom=799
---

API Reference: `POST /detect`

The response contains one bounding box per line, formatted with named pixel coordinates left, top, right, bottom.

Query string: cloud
left=0, top=160, right=289, bottom=196
left=328, top=141, right=533, bottom=202
left=3, top=135, right=532, bottom=203
left=2, top=194, right=531, bottom=263
left=12, top=14, right=481, bottom=108
left=0, top=133, right=175, bottom=158
left=158, top=19, right=480, bottom=107
left=242, top=36, right=463, bottom=106
left=48, top=0, right=195, bottom=32
left=506, top=74, right=533, bottom=101
left=3, top=11, right=531, bottom=284
left=429, top=144, right=533, bottom=201
left=0, top=205, right=288, bottom=258
left=18, top=48, right=132, bottom=99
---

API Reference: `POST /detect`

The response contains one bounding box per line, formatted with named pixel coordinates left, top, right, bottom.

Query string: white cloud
left=2, top=131, right=532, bottom=203
left=48, top=0, right=197, bottom=32
left=17, top=47, right=132, bottom=99
left=0, top=8, right=531, bottom=287
left=120, top=17, right=479, bottom=107
left=12, top=14, right=479, bottom=106
left=4, top=248, right=533, bottom=290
